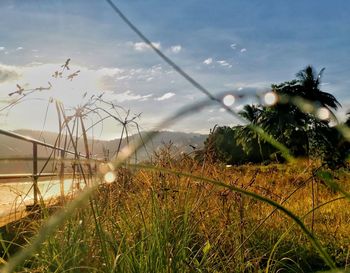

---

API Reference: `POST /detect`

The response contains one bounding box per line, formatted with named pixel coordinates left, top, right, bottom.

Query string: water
left=0, top=178, right=83, bottom=218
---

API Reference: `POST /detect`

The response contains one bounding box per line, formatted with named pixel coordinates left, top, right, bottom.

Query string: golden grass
left=1, top=155, right=350, bottom=272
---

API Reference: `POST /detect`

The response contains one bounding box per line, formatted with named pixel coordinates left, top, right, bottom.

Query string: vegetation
left=1, top=155, right=350, bottom=272
left=200, top=66, right=350, bottom=168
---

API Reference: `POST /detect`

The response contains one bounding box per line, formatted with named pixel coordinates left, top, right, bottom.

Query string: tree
left=269, top=66, right=342, bottom=159
left=199, top=126, right=239, bottom=164
left=259, top=104, right=309, bottom=157
left=201, top=66, right=346, bottom=167
left=237, top=105, right=276, bottom=161
left=296, top=66, right=340, bottom=111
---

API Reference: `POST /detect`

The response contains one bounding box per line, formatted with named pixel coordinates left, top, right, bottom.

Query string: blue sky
left=0, top=0, right=349, bottom=139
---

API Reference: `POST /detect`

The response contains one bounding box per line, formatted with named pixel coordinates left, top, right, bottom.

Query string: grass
left=1, top=154, right=349, bottom=272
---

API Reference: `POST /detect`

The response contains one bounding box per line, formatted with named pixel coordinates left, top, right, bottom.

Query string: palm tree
left=230, top=66, right=342, bottom=163
left=267, top=66, right=342, bottom=158
left=296, top=65, right=341, bottom=111
left=239, top=104, right=262, bottom=124
left=237, top=105, right=268, bottom=161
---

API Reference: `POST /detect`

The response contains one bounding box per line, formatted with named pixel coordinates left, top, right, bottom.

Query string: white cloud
left=230, top=43, right=237, bottom=50
left=150, top=64, right=162, bottom=74
left=170, top=45, right=182, bottom=54
left=106, top=90, right=153, bottom=102
left=29, top=61, right=43, bottom=66
left=217, top=60, right=227, bottom=65
left=0, top=47, right=5, bottom=51
left=0, top=64, right=21, bottom=83
left=208, top=116, right=222, bottom=122
left=217, top=60, right=232, bottom=68
left=203, top=58, right=213, bottom=65
left=234, top=104, right=244, bottom=111
left=155, top=92, right=175, bottom=101
left=133, top=42, right=161, bottom=52
left=115, top=75, right=131, bottom=81
left=223, top=82, right=269, bottom=90
left=16, top=47, right=23, bottom=51
left=240, top=48, right=247, bottom=53
left=140, top=94, right=153, bottom=101
left=97, top=67, right=124, bottom=77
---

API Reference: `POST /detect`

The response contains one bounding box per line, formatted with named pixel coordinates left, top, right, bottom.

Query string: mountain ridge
left=1, top=129, right=207, bottom=158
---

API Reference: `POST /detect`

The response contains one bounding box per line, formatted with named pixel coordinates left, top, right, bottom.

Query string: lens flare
left=264, top=92, right=278, bottom=106
left=302, top=102, right=314, bottom=113
left=316, top=107, right=330, bottom=120
left=223, top=94, right=235, bottom=106
left=104, top=171, right=116, bottom=183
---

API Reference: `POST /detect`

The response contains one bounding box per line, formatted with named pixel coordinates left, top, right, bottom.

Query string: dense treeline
left=198, top=66, right=350, bottom=168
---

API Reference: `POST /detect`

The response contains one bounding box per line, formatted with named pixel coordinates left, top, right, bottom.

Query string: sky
left=0, top=0, right=349, bottom=140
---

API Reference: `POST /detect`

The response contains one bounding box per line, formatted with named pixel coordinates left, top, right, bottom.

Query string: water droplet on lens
left=104, top=171, right=116, bottom=183
left=223, top=94, right=235, bottom=106
left=264, top=92, right=278, bottom=106
left=316, top=107, right=330, bottom=120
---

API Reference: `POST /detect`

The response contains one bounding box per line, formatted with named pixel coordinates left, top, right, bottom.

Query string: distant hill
left=0, top=129, right=207, bottom=173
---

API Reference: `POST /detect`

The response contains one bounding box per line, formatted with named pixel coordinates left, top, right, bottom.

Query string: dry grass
left=2, top=152, right=349, bottom=272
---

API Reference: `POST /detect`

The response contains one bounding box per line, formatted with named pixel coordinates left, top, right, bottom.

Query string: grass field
left=1, top=154, right=349, bottom=272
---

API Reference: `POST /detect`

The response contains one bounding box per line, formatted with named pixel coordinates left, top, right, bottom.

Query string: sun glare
left=16, top=64, right=101, bottom=107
